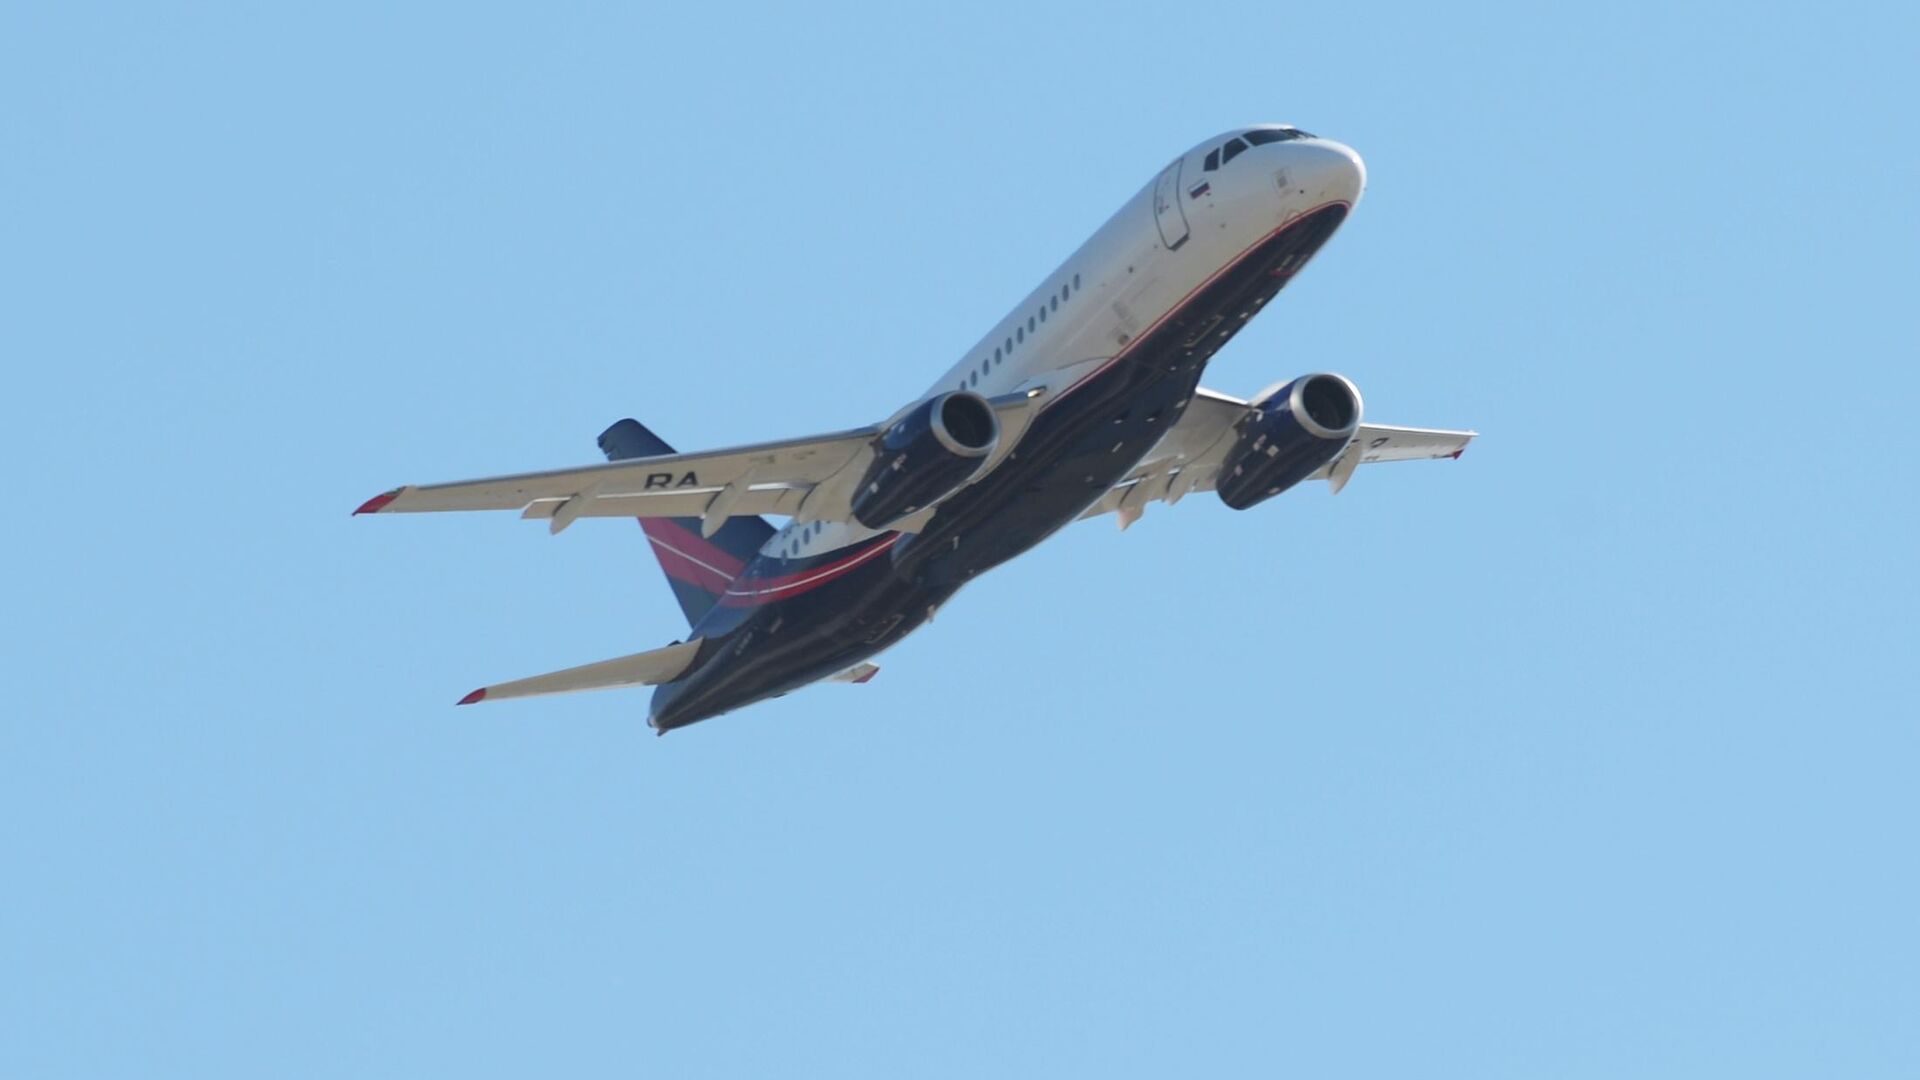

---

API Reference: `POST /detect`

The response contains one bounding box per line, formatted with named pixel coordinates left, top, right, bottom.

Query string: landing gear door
left=1151, top=158, right=1190, bottom=251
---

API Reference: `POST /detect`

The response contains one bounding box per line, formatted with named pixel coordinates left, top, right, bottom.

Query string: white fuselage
left=762, top=128, right=1366, bottom=564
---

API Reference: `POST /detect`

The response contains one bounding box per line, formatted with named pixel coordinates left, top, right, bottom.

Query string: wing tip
left=354, top=489, right=402, bottom=516
left=457, top=688, right=488, bottom=706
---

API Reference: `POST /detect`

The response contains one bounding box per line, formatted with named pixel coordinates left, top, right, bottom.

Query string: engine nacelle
left=850, top=391, right=1000, bottom=529
left=1216, top=373, right=1363, bottom=510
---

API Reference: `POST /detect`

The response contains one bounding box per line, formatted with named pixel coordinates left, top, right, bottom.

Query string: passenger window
left=1050, top=295, right=1058, bottom=313
left=979, top=358, right=989, bottom=376
left=1220, top=137, right=1248, bottom=165
left=994, top=346, right=1002, bottom=363
left=1005, top=337, right=1013, bottom=353
left=1061, top=284, right=1069, bottom=303
left=1027, top=316, right=1035, bottom=332
left=1016, top=327, right=1024, bottom=343
left=1073, top=273, right=1080, bottom=290
left=1204, top=148, right=1219, bottom=171
left=1039, top=306, right=1046, bottom=323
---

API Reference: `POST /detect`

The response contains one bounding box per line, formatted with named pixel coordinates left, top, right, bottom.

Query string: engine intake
left=1216, top=373, right=1363, bottom=510
left=850, top=391, right=1000, bottom=529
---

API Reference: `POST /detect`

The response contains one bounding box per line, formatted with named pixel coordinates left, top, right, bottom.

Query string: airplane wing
left=355, top=390, right=1047, bottom=535
left=456, top=638, right=704, bottom=705
left=1079, top=387, right=1475, bottom=526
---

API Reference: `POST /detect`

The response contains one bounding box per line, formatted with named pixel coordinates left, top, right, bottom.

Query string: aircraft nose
left=1286, top=139, right=1367, bottom=206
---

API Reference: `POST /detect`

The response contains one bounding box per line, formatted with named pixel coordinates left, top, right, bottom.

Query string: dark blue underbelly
left=650, top=204, right=1349, bottom=732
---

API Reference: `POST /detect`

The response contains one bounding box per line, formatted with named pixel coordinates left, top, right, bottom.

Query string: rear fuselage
left=649, top=129, right=1366, bottom=732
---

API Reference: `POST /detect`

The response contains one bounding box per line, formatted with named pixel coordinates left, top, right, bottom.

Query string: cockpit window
left=1244, top=127, right=1313, bottom=145
left=1206, top=130, right=1313, bottom=172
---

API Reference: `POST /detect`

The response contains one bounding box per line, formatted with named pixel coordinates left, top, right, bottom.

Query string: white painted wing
left=357, top=425, right=875, bottom=518
left=456, top=639, right=704, bottom=705
left=1335, top=424, right=1480, bottom=465
left=355, top=391, right=1045, bottom=531
left=1079, top=387, right=1475, bottom=524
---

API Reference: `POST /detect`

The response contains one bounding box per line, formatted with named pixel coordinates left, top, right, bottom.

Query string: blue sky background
left=4, top=2, right=1916, bottom=1076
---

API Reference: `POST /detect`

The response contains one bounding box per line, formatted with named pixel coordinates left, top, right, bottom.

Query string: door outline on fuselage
left=1151, top=157, right=1191, bottom=251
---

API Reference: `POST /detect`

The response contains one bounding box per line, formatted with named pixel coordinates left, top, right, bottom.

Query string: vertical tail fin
left=598, top=419, right=775, bottom=628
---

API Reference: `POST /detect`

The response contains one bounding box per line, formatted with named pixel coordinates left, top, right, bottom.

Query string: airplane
left=356, top=125, right=1475, bottom=734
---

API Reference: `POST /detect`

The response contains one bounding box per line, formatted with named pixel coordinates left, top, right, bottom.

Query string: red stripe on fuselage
left=1041, top=200, right=1350, bottom=414
left=719, top=534, right=901, bottom=606
left=729, top=534, right=896, bottom=591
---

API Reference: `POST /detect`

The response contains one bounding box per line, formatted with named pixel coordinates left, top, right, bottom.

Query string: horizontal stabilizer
left=457, top=639, right=703, bottom=705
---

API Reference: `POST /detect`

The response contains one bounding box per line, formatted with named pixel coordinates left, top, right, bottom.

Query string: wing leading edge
left=354, top=390, right=1046, bottom=534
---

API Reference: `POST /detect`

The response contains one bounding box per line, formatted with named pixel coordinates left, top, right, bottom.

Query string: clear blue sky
left=4, top=2, right=1915, bottom=1076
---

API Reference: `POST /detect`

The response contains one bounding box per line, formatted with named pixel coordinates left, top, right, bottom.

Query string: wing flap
left=458, top=639, right=704, bottom=705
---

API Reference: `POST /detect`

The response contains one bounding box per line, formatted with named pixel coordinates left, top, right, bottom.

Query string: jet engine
left=1216, top=373, right=1362, bottom=510
left=850, top=391, right=1000, bottom=529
